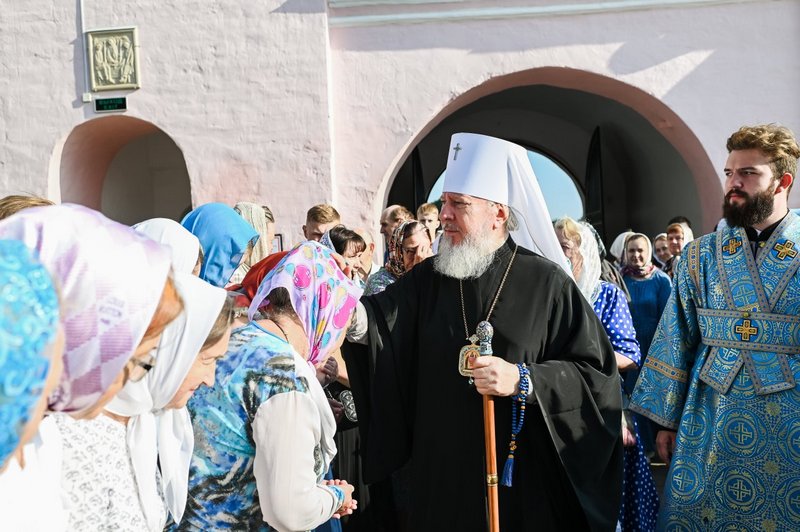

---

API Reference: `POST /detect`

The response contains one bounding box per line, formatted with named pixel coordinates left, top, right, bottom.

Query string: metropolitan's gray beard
left=434, top=227, right=500, bottom=280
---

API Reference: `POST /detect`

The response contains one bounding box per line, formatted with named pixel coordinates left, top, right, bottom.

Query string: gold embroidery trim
left=644, top=357, right=688, bottom=382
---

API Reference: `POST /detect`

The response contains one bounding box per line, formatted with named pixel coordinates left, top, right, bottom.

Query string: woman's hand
left=656, top=430, right=677, bottom=463
left=621, top=410, right=637, bottom=447
left=316, top=357, right=338, bottom=388
left=323, top=479, right=357, bottom=518
left=327, top=397, right=345, bottom=423
left=413, top=242, right=433, bottom=266
left=330, top=252, right=353, bottom=279
left=622, top=425, right=637, bottom=447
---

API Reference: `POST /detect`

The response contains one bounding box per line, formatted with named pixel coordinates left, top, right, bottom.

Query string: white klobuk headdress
left=442, top=133, right=572, bottom=276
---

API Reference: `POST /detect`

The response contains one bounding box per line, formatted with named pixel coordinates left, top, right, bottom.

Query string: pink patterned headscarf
left=0, top=204, right=172, bottom=413
left=248, top=241, right=363, bottom=366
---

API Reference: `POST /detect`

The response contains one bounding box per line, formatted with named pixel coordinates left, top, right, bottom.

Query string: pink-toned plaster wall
left=1, top=1, right=798, bottom=244
left=329, top=0, right=800, bottom=236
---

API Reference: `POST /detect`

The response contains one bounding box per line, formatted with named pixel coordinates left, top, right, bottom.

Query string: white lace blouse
left=55, top=413, right=167, bottom=532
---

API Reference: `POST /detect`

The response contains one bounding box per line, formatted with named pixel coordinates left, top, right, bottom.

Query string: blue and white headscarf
left=0, top=240, right=59, bottom=465
left=181, top=203, right=259, bottom=288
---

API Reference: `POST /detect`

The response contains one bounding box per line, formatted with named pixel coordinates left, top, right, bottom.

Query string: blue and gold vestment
left=631, top=212, right=800, bottom=531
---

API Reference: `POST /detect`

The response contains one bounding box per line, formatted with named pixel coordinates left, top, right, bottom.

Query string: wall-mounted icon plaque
left=86, top=28, right=140, bottom=92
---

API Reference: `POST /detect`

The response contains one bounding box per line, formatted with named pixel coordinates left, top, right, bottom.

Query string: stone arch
left=55, top=115, right=191, bottom=225
left=383, top=67, right=720, bottom=238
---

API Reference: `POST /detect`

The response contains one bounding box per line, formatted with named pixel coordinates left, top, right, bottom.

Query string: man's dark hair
left=667, top=215, right=692, bottom=229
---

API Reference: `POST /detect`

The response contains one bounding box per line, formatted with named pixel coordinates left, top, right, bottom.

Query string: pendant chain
left=459, top=244, right=518, bottom=340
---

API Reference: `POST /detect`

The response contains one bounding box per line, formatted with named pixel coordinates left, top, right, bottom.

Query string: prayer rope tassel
left=501, top=364, right=530, bottom=488
left=500, top=452, right=515, bottom=487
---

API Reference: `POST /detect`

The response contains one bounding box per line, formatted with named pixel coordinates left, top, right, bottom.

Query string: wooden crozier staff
left=476, top=321, right=500, bottom=532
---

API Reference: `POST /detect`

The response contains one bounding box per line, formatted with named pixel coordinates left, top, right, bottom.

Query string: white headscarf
left=577, top=222, right=603, bottom=304
left=678, top=223, right=695, bottom=249
left=609, top=231, right=633, bottom=264
left=134, top=218, right=201, bottom=275
left=442, top=133, right=572, bottom=277
left=651, top=232, right=668, bottom=268
left=106, top=273, right=227, bottom=529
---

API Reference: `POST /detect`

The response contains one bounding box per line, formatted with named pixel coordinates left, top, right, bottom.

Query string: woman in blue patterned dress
left=179, top=242, right=363, bottom=531
left=555, top=218, right=659, bottom=532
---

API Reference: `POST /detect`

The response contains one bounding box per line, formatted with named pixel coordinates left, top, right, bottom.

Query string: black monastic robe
left=344, top=238, right=622, bottom=531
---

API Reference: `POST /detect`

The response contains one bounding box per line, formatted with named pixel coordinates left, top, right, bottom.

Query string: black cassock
left=344, top=238, right=622, bottom=532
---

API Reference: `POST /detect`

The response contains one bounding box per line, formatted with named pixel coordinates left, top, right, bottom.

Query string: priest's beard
left=434, top=226, right=500, bottom=280
left=722, top=186, right=775, bottom=227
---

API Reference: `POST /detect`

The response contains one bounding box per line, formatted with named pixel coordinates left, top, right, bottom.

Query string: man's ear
left=776, top=172, right=794, bottom=194
left=494, top=203, right=510, bottom=229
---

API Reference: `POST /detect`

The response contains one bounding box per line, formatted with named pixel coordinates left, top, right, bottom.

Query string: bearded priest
left=344, top=133, right=622, bottom=531
left=631, top=124, right=800, bottom=529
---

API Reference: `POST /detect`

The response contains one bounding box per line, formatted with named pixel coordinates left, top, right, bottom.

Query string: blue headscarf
left=181, top=203, right=259, bottom=288
left=0, top=240, right=59, bottom=465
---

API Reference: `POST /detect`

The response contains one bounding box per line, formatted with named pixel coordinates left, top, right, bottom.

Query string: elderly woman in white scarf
left=102, top=274, right=234, bottom=531
left=554, top=217, right=658, bottom=532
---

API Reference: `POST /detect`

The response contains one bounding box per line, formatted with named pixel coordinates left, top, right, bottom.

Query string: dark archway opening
left=387, top=70, right=720, bottom=242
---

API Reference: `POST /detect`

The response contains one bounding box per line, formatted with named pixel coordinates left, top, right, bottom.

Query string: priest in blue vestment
left=631, top=124, right=800, bottom=529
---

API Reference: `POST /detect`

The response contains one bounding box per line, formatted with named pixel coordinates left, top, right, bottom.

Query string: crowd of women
left=0, top=190, right=689, bottom=532
left=0, top=197, right=366, bottom=531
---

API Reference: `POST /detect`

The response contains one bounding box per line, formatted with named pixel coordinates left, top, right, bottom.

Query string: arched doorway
left=386, top=68, right=720, bottom=241
left=57, top=116, right=191, bottom=225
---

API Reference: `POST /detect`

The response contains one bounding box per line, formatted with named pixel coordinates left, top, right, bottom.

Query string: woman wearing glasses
left=0, top=204, right=182, bottom=530
left=71, top=274, right=234, bottom=532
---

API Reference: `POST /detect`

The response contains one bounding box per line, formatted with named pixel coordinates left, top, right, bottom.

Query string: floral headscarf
left=0, top=204, right=172, bottom=413
left=248, top=241, right=363, bottom=366
left=0, top=240, right=59, bottom=465
left=181, top=203, right=259, bottom=288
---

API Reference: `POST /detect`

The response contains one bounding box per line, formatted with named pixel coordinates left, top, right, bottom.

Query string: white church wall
left=329, top=0, right=800, bottom=234
left=1, top=0, right=335, bottom=245
left=0, top=0, right=798, bottom=240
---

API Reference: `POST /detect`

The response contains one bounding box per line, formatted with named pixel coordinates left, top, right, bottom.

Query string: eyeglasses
left=127, top=354, right=156, bottom=383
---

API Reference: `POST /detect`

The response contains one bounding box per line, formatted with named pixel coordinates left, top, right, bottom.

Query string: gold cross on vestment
left=723, top=238, right=742, bottom=255
left=735, top=319, right=758, bottom=341
left=774, top=240, right=798, bottom=260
